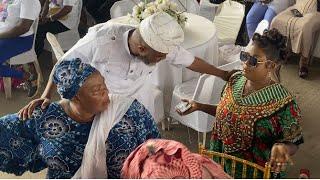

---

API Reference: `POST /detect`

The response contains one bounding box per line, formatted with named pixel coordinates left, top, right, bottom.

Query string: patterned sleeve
left=138, top=102, right=161, bottom=140
left=276, top=100, right=304, bottom=146
left=220, top=71, right=242, bottom=98
left=0, top=108, right=47, bottom=175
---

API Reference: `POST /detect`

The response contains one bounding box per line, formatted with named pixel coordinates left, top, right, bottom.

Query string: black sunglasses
left=240, top=51, right=263, bottom=67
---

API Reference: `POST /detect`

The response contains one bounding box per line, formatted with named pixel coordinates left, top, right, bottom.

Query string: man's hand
left=39, top=16, right=50, bottom=24
left=270, top=143, right=294, bottom=173
left=18, top=98, right=51, bottom=120
left=176, top=99, right=199, bottom=116
left=222, top=69, right=240, bottom=81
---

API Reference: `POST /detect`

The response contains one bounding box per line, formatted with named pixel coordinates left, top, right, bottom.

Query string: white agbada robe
left=66, top=13, right=192, bottom=178
left=61, top=22, right=195, bottom=122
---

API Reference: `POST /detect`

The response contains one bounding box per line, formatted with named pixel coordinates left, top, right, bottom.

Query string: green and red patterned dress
left=210, top=72, right=304, bottom=178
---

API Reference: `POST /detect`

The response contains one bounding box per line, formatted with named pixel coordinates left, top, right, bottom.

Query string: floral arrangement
left=128, top=0, right=188, bottom=27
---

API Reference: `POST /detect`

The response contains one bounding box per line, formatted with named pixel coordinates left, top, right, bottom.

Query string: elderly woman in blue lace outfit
left=0, top=59, right=160, bottom=178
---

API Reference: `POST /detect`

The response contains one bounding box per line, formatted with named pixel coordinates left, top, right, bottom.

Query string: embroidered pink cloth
left=121, top=139, right=231, bottom=179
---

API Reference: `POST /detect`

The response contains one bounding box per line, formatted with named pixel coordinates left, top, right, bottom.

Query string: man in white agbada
left=18, top=12, right=234, bottom=178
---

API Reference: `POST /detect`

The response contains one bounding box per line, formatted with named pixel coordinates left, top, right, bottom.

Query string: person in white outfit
left=18, top=12, right=236, bottom=124
left=35, top=0, right=81, bottom=56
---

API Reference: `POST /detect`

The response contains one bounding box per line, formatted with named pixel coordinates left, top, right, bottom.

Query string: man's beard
left=139, top=56, right=156, bottom=66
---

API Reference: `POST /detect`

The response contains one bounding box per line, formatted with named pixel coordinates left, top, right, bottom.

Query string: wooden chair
left=199, top=143, right=271, bottom=179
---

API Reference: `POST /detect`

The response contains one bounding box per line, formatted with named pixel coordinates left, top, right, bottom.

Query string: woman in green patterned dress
left=177, top=29, right=304, bottom=178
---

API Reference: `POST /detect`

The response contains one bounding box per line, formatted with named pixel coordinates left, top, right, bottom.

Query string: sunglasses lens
left=240, top=51, right=258, bottom=67
left=240, top=51, right=247, bottom=62
left=248, top=57, right=258, bottom=66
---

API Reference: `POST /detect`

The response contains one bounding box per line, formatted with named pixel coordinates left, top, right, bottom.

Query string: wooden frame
left=199, top=143, right=271, bottom=179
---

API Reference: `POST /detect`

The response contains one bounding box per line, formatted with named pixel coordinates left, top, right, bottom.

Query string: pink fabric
left=0, top=77, right=23, bottom=92
left=121, top=139, right=231, bottom=179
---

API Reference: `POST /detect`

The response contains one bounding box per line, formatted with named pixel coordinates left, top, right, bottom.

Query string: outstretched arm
left=187, top=57, right=236, bottom=81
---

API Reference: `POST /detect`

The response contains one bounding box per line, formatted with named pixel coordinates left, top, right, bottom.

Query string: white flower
left=129, top=0, right=187, bottom=28
left=141, top=10, right=152, bottom=19
left=138, top=2, right=145, bottom=7
left=129, top=17, right=141, bottom=24
left=146, top=2, right=156, bottom=7
left=162, top=0, right=169, bottom=4
left=132, top=5, right=141, bottom=16
left=169, top=2, right=178, bottom=11
left=157, top=3, right=168, bottom=10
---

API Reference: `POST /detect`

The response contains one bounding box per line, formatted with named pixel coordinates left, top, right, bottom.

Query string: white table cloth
left=108, top=13, right=219, bottom=114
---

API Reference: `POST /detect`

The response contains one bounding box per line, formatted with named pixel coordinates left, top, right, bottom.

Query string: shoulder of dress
left=30, top=103, right=58, bottom=119
left=90, top=23, right=134, bottom=38
left=229, top=71, right=243, bottom=83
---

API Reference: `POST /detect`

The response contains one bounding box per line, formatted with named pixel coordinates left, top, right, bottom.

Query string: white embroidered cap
left=139, top=12, right=184, bottom=53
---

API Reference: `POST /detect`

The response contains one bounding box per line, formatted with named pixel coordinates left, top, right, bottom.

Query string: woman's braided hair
left=252, top=28, right=287, bottom=82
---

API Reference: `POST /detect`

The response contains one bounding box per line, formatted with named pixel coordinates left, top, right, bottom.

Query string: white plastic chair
left=3, top=19, right=43, bottom=99
left=110, top=0, right=199, bottom=19
left=110, top=0, right=139, bottom=18
left=199, top=0, right=220, bottom=21
left=169, top=59, right=242, bottom=146
left=213, top=0, right=245, bottom=46
left=246, top=19, right=269, bottom=46
left=55, top=0, right=82, bottom=51
left=173, top=0, right=200, bottom=14
left=44, top=0, right=82, bottom=54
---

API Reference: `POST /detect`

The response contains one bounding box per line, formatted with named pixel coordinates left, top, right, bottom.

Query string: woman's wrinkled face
left=77, top=71, right=110, bottom=114
left=242, top=44, right=273, bottom=81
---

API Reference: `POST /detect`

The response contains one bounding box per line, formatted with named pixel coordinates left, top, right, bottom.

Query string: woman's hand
left=18, top=97, right=51, bottom=120
left=270, top=143, right=294, bottom=173
left=176, top=99, right=199, bottom=116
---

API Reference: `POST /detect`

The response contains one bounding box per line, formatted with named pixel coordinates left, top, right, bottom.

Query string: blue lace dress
left=0, top=100, right=160, bottom=178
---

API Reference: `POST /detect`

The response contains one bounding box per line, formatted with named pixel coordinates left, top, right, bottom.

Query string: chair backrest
left=192, top=60, right=242, bottom=104
left=9, top=18, right=39, bottom=65
left=199, top=144, right=271, bottom=179
left=31, top=18, right=39, bottom=49
left=213, top=0, right=245, bottom=45
left=110, top=0, right=139, bottom=18
left=75, top=0, right=83, bottom=27
left=173, top=0, right=200, bottom=14
left=247, top=19, right=269, bottom=46
left=46, top=32, right=65, bottom=61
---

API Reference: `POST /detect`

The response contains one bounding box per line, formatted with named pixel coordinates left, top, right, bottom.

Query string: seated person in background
left=82, top=0, right=119, bottom=24
left=177, top=29, right=304, bottom=178
left=35, top=0, right=81, bottom=56
left=271, top=0, right=320, bottom=78
left=121, top=139, right=231, bottom=179
left=246, top=0, right=294, bottom=39
left=0, top=59, right=160, bottom=178
left=0, top=0, right=41, bottom=97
